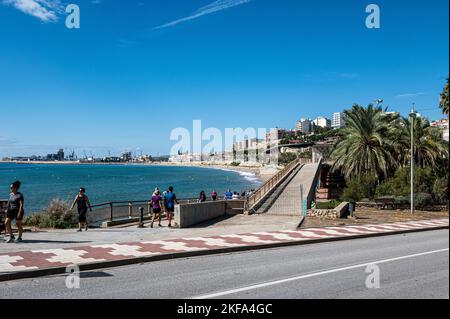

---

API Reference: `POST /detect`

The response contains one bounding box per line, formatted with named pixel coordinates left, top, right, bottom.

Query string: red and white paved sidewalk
left=0, top=219, right=448, bottom=277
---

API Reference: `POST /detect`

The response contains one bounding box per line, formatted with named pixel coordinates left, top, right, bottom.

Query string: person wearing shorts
left=70, top=187, right=92, bottom=232
left=149, top=188, right=163, bottom=228
left=164, top=186, right=178, bottom=228
left=5, top=181, right=25, bottom=243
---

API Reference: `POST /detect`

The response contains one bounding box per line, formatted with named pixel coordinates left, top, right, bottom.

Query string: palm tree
left=440, top=78, right=449, bottom=115
left=393, top=116, right=449, bottom=168
left=331, top=104, right=399, bottom=179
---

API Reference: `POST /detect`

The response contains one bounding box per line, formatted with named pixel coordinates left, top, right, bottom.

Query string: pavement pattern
left=0, top=218, right=448, bottom=276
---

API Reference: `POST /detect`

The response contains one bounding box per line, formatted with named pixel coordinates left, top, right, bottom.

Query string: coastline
left=0, top=160, right=279, bottom=183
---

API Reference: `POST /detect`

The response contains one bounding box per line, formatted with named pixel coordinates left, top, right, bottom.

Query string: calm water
left=0, top=163, right=262, bottom=213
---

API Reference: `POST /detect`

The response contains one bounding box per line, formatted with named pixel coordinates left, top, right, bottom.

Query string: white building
left=431, top=119, right=450, bottom=142
left=295, top=118, right=313, bottom=134
left=332, top=112, right=345, bottom=128
left=313, top=117, right=331, bottom=129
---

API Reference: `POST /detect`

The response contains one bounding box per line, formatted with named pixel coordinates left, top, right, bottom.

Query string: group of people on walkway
left=197, top=189, right=255, bottom=202
left=1, top=181, right=256, bottom=243
left=148, top=186, right=178, bottom=228
left=1, top=182, right=94, bottom=243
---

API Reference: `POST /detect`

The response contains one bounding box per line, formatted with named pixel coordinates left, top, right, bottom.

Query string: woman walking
left=5, top=181, right=25, bottom=243
left=149, top=188, right=163, bottom=228
left=70, top=187, right=92, bottom=232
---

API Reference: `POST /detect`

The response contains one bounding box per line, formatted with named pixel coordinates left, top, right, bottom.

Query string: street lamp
left=409, top=104, right=417, bottom=215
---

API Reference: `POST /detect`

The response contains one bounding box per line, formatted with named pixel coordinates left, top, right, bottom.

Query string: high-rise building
left=295, top=118, right=312, bottom=133
left=314, top=117, right=331, bottom=128
left=332, top=112, right=345, bottom=128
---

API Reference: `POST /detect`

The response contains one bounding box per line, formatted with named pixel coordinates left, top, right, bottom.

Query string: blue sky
left=0, top=0, right=448, bottom=157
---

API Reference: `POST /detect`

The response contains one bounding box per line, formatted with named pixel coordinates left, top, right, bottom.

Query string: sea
left=0, top=163, right=262, bottom=213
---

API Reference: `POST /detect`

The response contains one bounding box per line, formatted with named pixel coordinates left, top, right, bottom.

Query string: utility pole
left=410, top=104, right=417, bottom=215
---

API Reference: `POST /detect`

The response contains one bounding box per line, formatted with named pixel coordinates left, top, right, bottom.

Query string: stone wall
left=307, top=202, right=350, bottom=220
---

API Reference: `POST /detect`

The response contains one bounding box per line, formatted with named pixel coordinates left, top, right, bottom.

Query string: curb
left=0, top=224, right=448, bottom=283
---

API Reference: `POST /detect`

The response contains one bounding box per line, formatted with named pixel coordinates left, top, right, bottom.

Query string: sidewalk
left=0, top=218, right=447, bottom=282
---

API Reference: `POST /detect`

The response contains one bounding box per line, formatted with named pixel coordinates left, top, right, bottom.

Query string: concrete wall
left=174, top=201, right=228, bottom=228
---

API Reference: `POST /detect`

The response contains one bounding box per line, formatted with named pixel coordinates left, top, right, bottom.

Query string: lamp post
left=409, top=104, right=417, bottom=215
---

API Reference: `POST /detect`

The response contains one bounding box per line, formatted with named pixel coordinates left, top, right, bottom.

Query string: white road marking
left=192, top=248, right=449, bottom=299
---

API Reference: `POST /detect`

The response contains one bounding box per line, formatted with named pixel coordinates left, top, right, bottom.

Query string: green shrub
left=278, top=153, right=298, bottom=166
left=23, top=199, right=77, bottom=229
left=316, top=200, right=342, bottom=210
left=415, top=193, right=433, bottom=210
left=433, top=178, right=449, bottom=204
left=376, top=167, right=435, bottom=197
left=341, top=174, right=378, bottom=202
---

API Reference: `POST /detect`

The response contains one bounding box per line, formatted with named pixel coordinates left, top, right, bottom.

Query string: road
left=0, top=229, right=448, bottom=299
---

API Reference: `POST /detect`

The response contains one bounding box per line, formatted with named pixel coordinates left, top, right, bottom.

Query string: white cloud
left=2, top=0, right=64, bottom=22
left=395, top=92, right=425, bottom=99
left=153, top=0, right=253, bottom=30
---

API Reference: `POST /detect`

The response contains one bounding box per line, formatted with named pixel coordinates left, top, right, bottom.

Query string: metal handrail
left=245, top=158, right=306, bottom=213
left=89, top=197, right=227, bottom=222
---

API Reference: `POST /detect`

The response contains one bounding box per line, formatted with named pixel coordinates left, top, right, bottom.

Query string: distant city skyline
left=0, top=0, right=448, bottom=157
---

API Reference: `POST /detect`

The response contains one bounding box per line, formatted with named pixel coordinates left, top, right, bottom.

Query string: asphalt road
left=0, top=229, right=448, bottom=299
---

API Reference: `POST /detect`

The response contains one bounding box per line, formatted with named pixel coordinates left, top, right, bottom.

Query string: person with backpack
left=4, top=181, right=25, bottom=243
left=70, top=187, right=92, bottom=232
left=164, top=186, right=178, bottom=228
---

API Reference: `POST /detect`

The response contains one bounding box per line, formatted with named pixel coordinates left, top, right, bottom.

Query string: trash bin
left=348, top=202, right=356, bottom=217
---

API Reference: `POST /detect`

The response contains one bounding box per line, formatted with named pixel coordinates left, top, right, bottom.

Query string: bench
left=375, top=197, right=396, bottom=210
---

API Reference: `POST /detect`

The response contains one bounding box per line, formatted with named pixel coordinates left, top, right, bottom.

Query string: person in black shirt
left=70, top=187, right=92, bottom=232
left=5, top=181, right=25, bottom=243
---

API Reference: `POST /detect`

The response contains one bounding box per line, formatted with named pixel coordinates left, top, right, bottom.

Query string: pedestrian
left=70, top=187, right=92, bottom=232
left=211, top=190, right=218, bottom=201
left=164, top=186, right=178, bottom=228
left=224, top=189, right=233, bottom=200
left=198, top=191, right=207, bottom=203
left=4, top=181, right=25, bottom=243
left=232, top=192, right=240, bottom=200
left=149, top=188, right=163, bottom=228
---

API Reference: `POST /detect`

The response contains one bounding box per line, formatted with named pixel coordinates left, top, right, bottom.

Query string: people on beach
left=149, top=188, right=163, bottom=228
left=198, top=191, right=207, bottom=203
left=5, top=181, right=25, bottom=243
left=70, top=187, right=92, bottom=232
left=164, top=186, right=178, bottom=228
left=224, top=189, right=233, bottom=200
left=232, top=192, right=240, bottom=200
left=211, top=190, right=218, bottom=201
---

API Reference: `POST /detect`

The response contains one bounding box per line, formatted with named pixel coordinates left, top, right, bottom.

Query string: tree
left=392, top=116, right=449, bottom=169
left=440, top=78, right=449, bottom=115
left=331, top=104, right=399, bottom=179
